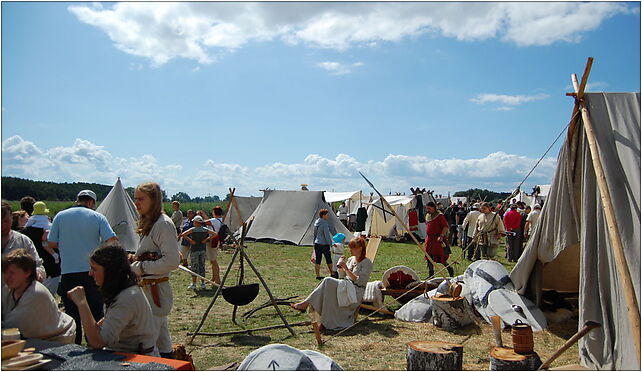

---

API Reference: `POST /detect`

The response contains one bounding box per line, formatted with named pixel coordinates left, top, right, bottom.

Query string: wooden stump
left=489, top=347, right=542, bottom=370
left=406, top=341, right=463, bottom=370
left=431, top=295, right=474, bottom=331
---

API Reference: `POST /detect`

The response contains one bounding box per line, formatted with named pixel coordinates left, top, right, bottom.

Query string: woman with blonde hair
left=130, top=182, right=180, bottom=358
left=291, top=237, right=373, bottom=330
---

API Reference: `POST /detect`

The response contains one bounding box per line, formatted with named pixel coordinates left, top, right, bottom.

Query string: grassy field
left=169, top=240, right=580, bottom=370
left=5, top=201, right=228, bottom=218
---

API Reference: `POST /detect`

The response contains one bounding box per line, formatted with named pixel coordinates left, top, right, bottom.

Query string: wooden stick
left=239, top=246, right=298, bottom=338
left=539, top=321, right=600, bottom=370
left=188, top=245, right=241, bottom=345
left=573, top=57, right=641, bottom=367
left=359, top=303, right=395, bottom=315
left=222, top=188, right=234, bottom=221
left=178, top=265, right=220, bottom=286
left=188, top=321, right=311, bottom=337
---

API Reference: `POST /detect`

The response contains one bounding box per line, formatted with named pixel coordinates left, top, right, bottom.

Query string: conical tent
left=224, top=195, right=262, bottom=233
left=95, top=178, right=139, bottom=252
left=509, top=92, right=640, bottom=369
left=243, top=190, right=351, bottom=246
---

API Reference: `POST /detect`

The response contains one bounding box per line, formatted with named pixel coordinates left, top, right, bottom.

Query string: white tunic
left=100, top=285, right=158, bottom=355
left=2, top=281, right=75, bottom=344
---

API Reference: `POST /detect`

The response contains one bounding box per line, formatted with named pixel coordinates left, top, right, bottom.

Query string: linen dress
left=305, top=256, right=373, bottom=330
left=131, top=214, right=180, bottom=354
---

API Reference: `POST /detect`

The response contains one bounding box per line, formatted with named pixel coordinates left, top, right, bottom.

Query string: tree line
left=452, top=188, right=512, bottom=202
left=1, top=176, right=225, bottom=203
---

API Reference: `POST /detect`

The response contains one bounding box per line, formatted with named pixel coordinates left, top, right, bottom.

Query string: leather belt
left=139, top=277, right=169, bottom=308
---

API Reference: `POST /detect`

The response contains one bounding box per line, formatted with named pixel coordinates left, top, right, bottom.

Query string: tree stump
left=431, top=295, right=474, bottom=331
left=406, top=341, right=463, bottom=370
left=489, top=347, right=542, bottom=370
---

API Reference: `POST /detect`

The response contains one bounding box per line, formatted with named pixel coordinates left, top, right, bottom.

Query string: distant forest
left=1, top=177, right=224, bottom=203
left=453, top=188, right=512, bottom=202
left=1, top=177, right=116, bottom=201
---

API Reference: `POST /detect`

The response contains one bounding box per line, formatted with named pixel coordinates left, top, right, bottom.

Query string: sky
left=2, top=2, right=640, bottom=199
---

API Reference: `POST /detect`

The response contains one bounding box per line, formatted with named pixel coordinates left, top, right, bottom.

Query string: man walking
left=474, top=202, right=506, bottom=260
left=48, top=190, right=117, bottom=344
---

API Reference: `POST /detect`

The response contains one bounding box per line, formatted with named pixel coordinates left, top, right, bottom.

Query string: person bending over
left=67, top=243, right=158, bottom=356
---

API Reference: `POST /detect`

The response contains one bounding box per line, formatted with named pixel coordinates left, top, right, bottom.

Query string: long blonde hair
left=136, top=182, right=164, bottom=237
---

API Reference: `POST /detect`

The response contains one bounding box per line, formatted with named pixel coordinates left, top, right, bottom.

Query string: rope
left=510, top=111, right=577, bottom=199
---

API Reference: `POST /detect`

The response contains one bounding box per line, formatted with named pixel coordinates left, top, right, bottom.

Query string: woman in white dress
left=291, top=238, right=373, bottom=330
left=130, top=182, right=180, bottom=358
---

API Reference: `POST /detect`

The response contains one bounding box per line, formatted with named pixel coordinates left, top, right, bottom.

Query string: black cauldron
left=222, top=283, right=260, bottom=306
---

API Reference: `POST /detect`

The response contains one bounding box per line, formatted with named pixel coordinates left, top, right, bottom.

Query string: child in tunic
left=330, top=233, right=346, bottom=278
left=178, top=215, right=216, bottom=290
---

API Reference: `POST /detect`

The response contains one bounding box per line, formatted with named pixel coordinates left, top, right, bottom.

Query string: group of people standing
left=422, top=199, right=543, bottom=277
left=1, top=182, right=187, bottom=358
left=172, top=203, right=226, bottom=289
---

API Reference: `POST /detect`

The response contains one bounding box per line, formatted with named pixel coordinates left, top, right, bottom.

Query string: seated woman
left=1, top=249, right=76, bottom=343
left=291, top=238, right=373, bottom=330
left=67, top=242, right=159, bottom=356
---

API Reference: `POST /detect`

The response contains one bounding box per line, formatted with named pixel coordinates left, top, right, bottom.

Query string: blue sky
left=2, top=2, right=640, bottom=199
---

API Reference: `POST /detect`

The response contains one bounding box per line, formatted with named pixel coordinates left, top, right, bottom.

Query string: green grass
left=5, top=201, right=229, bottom=218
left=169, top=240, right=579, bottom=370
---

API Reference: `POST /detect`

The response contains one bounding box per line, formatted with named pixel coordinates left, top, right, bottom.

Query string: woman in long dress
left=67, top=243, right=158, bottom=355
left=291, top=238, right=373, bottom=330
left=130, top=182, right=180, bottom=358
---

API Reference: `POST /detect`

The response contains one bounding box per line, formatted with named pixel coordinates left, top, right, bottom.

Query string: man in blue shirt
left=49, top=190, right=117, bottom=344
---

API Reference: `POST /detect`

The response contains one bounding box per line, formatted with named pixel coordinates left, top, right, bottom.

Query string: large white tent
left=243, top=190, right=351, bottom=246
left=509, top=92, right=640, bottom=369
left=95, top=178, right=139, bottom=252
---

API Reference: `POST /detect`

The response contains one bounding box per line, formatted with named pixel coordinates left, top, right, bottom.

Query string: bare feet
left=290, top=302, right=308, bottom=312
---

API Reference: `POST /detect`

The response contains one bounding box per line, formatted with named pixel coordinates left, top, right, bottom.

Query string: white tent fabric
left=323, top=191, right=361, bottom=203
left=509, top=93, right=640, bottom=369
left=224, top=195, right=262, bottom=233
left=95, top=178, right=139, bottom=252
left=243, top=190, right=351, bottom=246
left=365, top=195, right=414, bottom=237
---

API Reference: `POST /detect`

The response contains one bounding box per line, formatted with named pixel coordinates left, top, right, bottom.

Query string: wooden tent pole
left=222, top=188, right=234, bottom=221
left=573, top=57, right=641, bottom=366
left=232, top=193, right=244, bottom=226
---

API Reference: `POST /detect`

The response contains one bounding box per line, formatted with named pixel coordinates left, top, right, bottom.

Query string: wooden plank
left=365, top=236, right=382, bottom=262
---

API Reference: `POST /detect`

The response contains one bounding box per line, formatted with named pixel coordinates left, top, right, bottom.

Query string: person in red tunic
left=424, top=202, right=454, bottom=278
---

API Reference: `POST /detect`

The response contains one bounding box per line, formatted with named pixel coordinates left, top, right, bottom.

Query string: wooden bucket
left=511, top=320, right=534, bottom=354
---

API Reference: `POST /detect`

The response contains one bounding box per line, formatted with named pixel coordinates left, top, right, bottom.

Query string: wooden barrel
left=511, top=321, right=534, bottom=354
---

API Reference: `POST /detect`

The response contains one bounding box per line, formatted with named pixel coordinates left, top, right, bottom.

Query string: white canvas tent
left=224, top=195, right=262, bottom=233
left=95, top=178, right=139, bottom=252
left=510, top=92, right=640, bottom=369
left=243, top=190, right=351, bottom=246
left=365, top=195, right=413, bottom=238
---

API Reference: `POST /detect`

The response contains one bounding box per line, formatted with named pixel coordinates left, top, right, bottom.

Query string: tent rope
left=510, top=111, right=578, bottom=199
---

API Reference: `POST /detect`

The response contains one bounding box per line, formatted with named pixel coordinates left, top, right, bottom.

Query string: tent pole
left=573, top=57, right=641, bottom=367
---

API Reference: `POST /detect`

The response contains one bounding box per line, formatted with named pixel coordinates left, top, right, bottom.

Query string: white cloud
left=68, top=2, right=632, bottom=66
left=2, top=136, right=557, bottom=197
left=316, top=61, right=363, bottom=75
left=471, top=93, right=550, bottom=109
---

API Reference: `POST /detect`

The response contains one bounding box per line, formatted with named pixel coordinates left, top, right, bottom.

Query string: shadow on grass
left=321, top=319, right=400, bottom=338
left=547, top=317, right=579, bottom=339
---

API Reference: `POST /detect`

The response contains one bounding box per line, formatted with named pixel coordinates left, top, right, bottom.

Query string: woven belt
left=139, top=277, right=169, bottom=286
left=139, top=277, right=169, bottom=308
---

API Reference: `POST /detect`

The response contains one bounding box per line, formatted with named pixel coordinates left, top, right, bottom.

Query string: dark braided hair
left=90, top=242, right=138, bottom=307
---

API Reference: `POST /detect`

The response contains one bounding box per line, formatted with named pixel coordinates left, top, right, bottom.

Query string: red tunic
left=424, top=213, right=449, bottom=264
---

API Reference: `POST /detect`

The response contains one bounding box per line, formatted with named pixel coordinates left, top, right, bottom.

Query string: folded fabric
left=363, top=281, right=384, bottom=308
left=337, top=280, right=358, bottom=307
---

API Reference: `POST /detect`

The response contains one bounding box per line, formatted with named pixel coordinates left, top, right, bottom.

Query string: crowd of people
left=2, top=186, right=545, bottom=355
